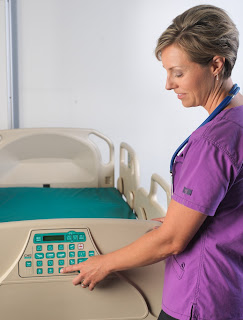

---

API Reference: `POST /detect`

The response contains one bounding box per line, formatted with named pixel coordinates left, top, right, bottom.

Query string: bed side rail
left=117, top=142, right=140, bottom=209
left=134, top=173, right=171, bottom=219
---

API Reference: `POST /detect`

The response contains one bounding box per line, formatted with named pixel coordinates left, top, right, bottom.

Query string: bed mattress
left=0, top=187, right=136, bottom=223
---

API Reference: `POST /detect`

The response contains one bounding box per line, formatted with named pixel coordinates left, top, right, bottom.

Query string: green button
left=48, top=260, right=54, bottom=266
left=36, top=245, right=42, bottom=251
left=78, top=258, right=88, bottom=263
left=59, top=267, right=63, bottom=273
left=67, top=235, right=72, bottom=241
left=58, top=245, right=64, bottom=250
left=78, top=233, right=86, bottom=241
left=25, top=261, right=32, bottom=267
left=69, top=252, right=75, bottom=258
left=69, top=259, right=75, bottom=265
left=48, top=268, right=54, bottom=274
left=89, top=251, right=95, bottom=257
left=35, top=253, right=44, bottom=259
left=78, top=251, right=86, bottom=257
left=58, top=260, right=65, bottom=266
left=47, top=245, right=53, bottom=251
left=37, top=261, right=43, bottom=267
left=46, top=253, right=55, bottom=259
left=57, top=252, right=66, bottom=258
left=69, top=244, right=75, bottom=250
left=37, top=268, right=43, bottom=274
left=73, top=235, right=78, bottom=241
left=35, top=236, right=42, bottom=243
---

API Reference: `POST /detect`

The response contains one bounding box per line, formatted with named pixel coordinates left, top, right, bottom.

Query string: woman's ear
left=211, top=56, right=225, bottom=77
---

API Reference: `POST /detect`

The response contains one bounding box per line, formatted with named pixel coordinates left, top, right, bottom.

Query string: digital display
left=43, top=235, right=64, bottom=242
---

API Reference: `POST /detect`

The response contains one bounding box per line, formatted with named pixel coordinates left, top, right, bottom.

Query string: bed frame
left=0, top=128, right=171, bottom=320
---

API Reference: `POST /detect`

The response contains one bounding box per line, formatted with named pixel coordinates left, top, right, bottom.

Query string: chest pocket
left=172, top=153, right=185, bottom=193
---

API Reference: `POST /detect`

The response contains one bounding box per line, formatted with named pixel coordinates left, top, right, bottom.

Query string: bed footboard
left=0, top=219, right=164, bottom=320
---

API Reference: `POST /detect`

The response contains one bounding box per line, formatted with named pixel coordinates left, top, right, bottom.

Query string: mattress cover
left=0, top=187, right=136, bottom=223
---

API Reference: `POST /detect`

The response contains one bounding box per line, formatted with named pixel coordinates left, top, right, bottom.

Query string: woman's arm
left=61, top=199, right=207, bottom=290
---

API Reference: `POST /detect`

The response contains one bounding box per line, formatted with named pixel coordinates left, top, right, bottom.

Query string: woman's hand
left=152, top=217, right=165, bottom=229
left=152, top=217, right=165, bottom=223
left=61, top=255, right=110, bottom=291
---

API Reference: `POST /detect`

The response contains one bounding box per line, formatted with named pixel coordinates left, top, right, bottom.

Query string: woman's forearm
left=103, top=226, right=176, bottom=274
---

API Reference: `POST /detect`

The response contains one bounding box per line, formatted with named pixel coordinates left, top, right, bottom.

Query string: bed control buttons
left=79, top=234, right=86, bottom=241
left=58, top=260, right=65, bottom=266
left=37, top=268, right=43, bottom=275
left=35, top=235, right=42, bottom=243
left=47, top=260, right=54, bottom=266
left=69, top=259, right=75, bottom=265
left=78, top=251, right=86, bottom=257
left=46, top=253, right=55, bottom=259
left=19, top=229, right=98, bottom=278
left=48, top=268, right=54, bottom=274
left=73, top=235, right=78, bottom=241
left=57, top=252, right=66, bottom=258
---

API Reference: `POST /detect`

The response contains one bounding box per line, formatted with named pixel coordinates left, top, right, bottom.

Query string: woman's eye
left=175, top=73, right=183, bottom=78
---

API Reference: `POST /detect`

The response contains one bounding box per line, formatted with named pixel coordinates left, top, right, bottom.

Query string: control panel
left=18, top=229, right=98, bottom=278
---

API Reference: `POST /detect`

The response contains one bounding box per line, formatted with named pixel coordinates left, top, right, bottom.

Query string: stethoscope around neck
left=170, top=84, right=240, bottom=192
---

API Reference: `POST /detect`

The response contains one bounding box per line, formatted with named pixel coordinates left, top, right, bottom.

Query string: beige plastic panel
left=117, top=143, right=140, bottom=209
left=0, top=128, right=114, bottom=188
left=135, top=174, right=171, bottom=220
left=0, top=219, right=165, bottom=320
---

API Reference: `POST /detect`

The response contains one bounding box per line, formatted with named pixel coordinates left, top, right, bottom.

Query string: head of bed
left=0, top=128, right=114, bottom=188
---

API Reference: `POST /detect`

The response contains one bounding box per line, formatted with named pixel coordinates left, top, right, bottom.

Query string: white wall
left=2, top=0, right=243, bottom=192
left=0, top=0, right=9, bottom=129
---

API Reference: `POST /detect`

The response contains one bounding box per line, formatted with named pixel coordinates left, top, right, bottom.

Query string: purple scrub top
left=162, top=106, right=243, bottom=320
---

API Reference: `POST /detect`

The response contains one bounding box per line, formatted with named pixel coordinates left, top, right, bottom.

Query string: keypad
left=19, top=229, right=97, bottom=278
left=32, top=244, right=93, bottom=275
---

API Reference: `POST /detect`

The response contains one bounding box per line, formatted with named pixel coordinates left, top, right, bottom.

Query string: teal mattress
left=0, top=187, right=136, bottom=223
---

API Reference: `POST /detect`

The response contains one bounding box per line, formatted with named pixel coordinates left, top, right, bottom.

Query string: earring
left=216, top=74, right=219, bottom=81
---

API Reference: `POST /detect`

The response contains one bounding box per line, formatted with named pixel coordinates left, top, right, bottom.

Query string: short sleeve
left=172, top=138, right=237, bottom=216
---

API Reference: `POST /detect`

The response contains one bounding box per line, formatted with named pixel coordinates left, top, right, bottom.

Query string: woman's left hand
left=152, top=217, right=165, bottom=229
left=61, top=255, right=110, bottom=291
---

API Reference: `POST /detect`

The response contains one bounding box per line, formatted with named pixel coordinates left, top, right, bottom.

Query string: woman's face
left=161, top=44, right=215, bottom=109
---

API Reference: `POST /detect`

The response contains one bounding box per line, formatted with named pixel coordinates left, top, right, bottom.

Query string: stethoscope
left=170, top=83, right=240, bottom=194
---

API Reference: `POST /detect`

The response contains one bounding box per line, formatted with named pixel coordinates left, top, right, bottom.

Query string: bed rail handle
left=88, top=129, right=114, bottom=164
left=148, top=173, right=171, bottom=210
left=117, top=142, right=140, bottom=209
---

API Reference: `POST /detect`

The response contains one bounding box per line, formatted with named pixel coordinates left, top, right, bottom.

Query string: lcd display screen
left=43, top=235, right=64, bottom=242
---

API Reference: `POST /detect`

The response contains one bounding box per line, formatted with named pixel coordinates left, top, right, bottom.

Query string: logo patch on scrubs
left=183, top=187, right=193, bottom=196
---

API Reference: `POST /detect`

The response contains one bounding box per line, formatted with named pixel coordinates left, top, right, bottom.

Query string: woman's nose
left=165, top=76, right=175, bottom=90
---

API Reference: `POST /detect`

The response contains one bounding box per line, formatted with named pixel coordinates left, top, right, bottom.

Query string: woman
left=62, top=5, right=243, bottom=320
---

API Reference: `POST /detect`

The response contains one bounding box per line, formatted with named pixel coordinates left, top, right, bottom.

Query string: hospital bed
left=0, top=128, right=170, bottom=320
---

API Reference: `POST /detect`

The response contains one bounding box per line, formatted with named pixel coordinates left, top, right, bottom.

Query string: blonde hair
left=155, top=5, right=239, bottom=79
